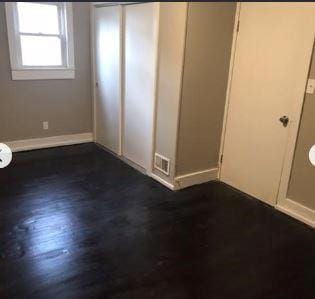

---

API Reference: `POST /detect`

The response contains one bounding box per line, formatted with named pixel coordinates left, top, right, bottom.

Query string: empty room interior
left=1, top=2, right=315, bottom=298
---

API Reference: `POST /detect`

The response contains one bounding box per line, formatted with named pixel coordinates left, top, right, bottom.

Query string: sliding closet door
left=94, top=6, right=122, bottom=154
left=123, top=3, right=158, bottom=170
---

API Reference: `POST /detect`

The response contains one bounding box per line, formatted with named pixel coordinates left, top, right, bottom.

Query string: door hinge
left=236, top=20, right=240, bottom=33
left=220, top=154, right=224, bottom=164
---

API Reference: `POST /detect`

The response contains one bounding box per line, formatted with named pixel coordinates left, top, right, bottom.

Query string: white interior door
left=221, top=3, right=315, bottom=205
left=94, top=6, right=122, bottom=154
left=123, top=3, right=158, bottom=170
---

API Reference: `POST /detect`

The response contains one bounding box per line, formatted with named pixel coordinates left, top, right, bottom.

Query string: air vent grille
left=154, top=153, right=170, bottom=176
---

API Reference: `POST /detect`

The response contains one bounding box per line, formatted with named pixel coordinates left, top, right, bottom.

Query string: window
left=5, top=2, right=75, bottom=80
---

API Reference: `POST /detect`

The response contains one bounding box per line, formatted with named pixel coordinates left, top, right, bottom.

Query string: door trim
left=218, top=3, right=313, bottom=226
left=119, top=5, right=124, bottom=156
left=90, top=3, right=96, bottom=142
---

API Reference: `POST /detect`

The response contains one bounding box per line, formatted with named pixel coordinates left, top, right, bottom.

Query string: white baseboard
left=4, top=132, right=93, bottom=152
left=276, top=198, right=314, bottom=228
left=175, top=168, right=218, bottom=189
left=150, top=173, right=177, bottom=191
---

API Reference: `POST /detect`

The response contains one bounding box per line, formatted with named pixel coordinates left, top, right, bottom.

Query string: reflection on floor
left=0, top=143, right=314, bottom=298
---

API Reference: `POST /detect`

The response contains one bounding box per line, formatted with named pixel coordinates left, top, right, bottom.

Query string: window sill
left=11, top=69, right=75, bottom=80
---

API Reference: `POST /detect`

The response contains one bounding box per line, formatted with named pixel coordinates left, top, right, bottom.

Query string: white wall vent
left=154, top=153, right=170, bottom=176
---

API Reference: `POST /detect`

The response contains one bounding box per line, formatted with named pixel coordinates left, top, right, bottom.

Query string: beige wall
left=288, top=48, right=315, bottom=210
left=176, top=3, right=236, bottom=176
left=153, top=3, right=187, bottom=183
left=0, top=3, right=92, bottom=142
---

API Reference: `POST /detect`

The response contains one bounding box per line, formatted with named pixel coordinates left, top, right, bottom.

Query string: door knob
left=279, top=116, right=289, bottom=127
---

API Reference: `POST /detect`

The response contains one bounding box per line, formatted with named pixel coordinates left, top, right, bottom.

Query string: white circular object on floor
left=0, top=143, right=12, bottom=168
left=309, top=145, right=315, bottom=166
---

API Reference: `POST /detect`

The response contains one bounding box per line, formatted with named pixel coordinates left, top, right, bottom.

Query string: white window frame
left=5, top=2, right=75, bottom=80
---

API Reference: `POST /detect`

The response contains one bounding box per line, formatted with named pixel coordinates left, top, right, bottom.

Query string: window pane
left=17, top=2, right=59, bottom=34
left=20, top=35, right=62, bottom=66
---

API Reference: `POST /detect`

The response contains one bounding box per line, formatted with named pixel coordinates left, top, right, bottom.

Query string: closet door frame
left=90, top=2, right=160, bottom=174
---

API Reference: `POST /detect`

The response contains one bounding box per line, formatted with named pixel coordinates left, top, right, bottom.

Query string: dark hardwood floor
left=0, top=143, right=314, bottom=299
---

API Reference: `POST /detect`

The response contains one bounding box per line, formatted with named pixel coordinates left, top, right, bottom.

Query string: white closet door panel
left=95, top=6, right=122, bottom=154
left=123, top=3, right=158, bottom=170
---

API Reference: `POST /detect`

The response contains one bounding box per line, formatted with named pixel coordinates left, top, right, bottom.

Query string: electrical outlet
left=43, top=121, right=49, bottom=130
